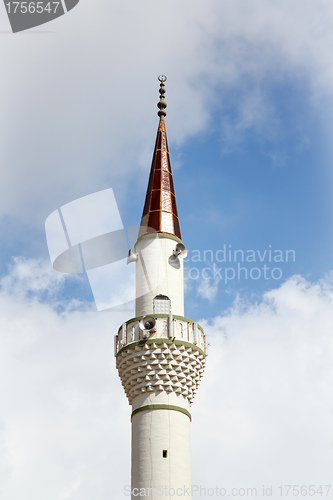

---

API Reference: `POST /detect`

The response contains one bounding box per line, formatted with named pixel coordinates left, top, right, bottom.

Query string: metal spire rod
left=157, top=75, right=167, bottom=119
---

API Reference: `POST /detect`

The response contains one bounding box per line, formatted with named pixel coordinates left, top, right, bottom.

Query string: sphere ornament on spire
left=157, top=74, right=167, bottom=119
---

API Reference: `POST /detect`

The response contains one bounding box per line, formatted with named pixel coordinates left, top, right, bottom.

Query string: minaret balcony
left=115, top=314, right=206, bottom=356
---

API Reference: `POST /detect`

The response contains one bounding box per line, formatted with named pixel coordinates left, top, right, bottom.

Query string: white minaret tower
left=115, top=76, right=207, bottom=499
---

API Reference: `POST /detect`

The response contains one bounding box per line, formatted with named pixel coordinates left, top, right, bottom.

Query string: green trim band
left=131, top=404, right=191, bottom=422
left=118, top=314, right=204, bottom=334
left=135, top=232, right=183, bottom=250
left=116, top=337, right=206, bottom=358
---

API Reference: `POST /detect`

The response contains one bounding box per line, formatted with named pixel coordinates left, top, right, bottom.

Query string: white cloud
left=0, top=258, right=130, bottom=500
left=193, top=274, right=333, bottom=490
left=197, top=273, right=220, bottom=302
left=0, top=256, right=66, bottom=297
left=1, top=259, right=333, bottom=498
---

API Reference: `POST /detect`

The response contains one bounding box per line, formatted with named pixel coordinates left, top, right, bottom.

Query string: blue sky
left=177, top=77, right=333, bottom=317
left=0, top=1, right=333, bottom=499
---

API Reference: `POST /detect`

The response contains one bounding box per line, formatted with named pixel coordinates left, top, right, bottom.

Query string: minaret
left=115, top=76, right=207, bottom=499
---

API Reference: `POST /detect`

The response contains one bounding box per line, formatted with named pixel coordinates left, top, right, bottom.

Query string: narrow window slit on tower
left=163, top=450, right=168, bottom=458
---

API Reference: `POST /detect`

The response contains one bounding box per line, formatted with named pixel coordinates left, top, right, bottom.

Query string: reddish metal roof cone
left=138, top=76, right=182, bottom=240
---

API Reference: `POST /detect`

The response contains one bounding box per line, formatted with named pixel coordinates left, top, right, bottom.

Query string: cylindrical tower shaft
left=132, top=392, right=191, bottom=495
left=135, top=235, right=184, bottom=318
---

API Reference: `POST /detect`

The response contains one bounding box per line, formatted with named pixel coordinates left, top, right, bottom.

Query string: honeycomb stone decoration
left=116, top=341, right=206, bottom=405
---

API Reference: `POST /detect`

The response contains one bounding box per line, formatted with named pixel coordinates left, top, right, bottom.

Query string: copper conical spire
left=138, top=76, right=182, bottom=240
